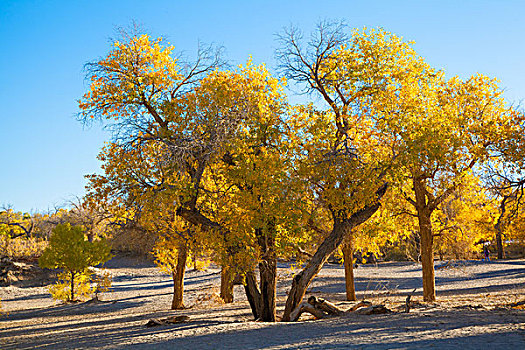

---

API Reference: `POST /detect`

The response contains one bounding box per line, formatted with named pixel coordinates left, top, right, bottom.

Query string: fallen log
left=307, top=296, right=344, bottom=316
left=290, top=296, right=347, bottom=321
left=290, top=301, right=327, bottom=321
left=145, top=315, right=190, bottom=327
left=289, top=296, right=391, bottom=321
left=354, top=305, right=391, bottom=315
left=348, top=300, right=372, bottom=312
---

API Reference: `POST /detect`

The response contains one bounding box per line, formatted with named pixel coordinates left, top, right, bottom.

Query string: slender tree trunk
left=70, top=271, right=75, bottom=302
left=171, top=243, right=188, bottom=309
left=220, top=266, right=234, bottom=303
left=342, top=237, right=356, bottom=301
left=419, top=219, right=435, bottom=302
left=243, top=269, right=262, bottom=319
left=495, top=228, right=504, bottom=259
left=281, top=192, right=384, bottom=321
left=495, top=205, right=506, bottom=260
left=413, top=178, right=436, bottom=302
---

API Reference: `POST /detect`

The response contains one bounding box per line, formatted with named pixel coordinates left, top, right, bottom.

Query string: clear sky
left=1, top=0, right=524, bottom=213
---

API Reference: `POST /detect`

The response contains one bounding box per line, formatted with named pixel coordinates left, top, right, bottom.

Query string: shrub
left=39, top=224, right=112, bottom=302
left=1, top=236, right=47, bottom=261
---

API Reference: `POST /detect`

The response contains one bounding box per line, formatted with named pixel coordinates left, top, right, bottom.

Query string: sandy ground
left=1, top=256, right=525, bottom=349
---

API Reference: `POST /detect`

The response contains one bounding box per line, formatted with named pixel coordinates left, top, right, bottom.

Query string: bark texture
left=413, top=177, right=436, bottom=302
left=256, top=226, right=277, bottom=322
left=220, top=266, right=234, bottom=303
left=171, top=244, right=188, bottom=309
left=342, top=237, right=356, bottom=301
left=243, top=269, right=262, bottom=319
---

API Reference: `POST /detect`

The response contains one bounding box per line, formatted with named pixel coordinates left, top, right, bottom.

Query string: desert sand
left=1, top=255, right=525, bottom=349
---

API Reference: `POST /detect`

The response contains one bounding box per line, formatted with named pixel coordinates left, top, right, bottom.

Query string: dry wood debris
left=145, top=315, right=190, bottom=327
left=290, top=296, right=392, bottom=321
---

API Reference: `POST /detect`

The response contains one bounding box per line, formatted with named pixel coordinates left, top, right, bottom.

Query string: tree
left=374, top=65, right=520, bottom=300
left=39, top=224, right=113, bottom=302
left=431, top=174, right=494, bottom=260
left=275, top=22, right=431, bottom=320
left=484, top=160, right=525, bottom=259
left=152, top=225, right=189, bottom=310
left=78, top=30, right=239, bottom=302
left=0, top=207, right=54, bottom=264
left=0, top=206, right=34, bottom=240
left=80, top=30, right=300, bottom=320
left=86, top=138, right=199, bottom=309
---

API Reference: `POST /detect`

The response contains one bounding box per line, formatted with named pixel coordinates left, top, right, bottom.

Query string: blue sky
left=1, top=0, right=524, bottom=213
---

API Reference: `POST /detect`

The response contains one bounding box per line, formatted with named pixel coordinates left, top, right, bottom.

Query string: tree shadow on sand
left=53, top=309, right=522, bottom=350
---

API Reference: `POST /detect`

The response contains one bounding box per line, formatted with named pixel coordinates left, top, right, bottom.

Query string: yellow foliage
left=79, top=27, right=524, bottom=301
left=152, top=234, right=184, bottom=274
left=432, top=174, right=494, bottom=259
left=0, top=236, right=47, bottom=261
left=91, top=269, right=112, bottom=299
left=49, top=271, right=93, bottom=302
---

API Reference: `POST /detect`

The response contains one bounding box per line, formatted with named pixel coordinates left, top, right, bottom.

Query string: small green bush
left=39, top=224, right=113, bottom=302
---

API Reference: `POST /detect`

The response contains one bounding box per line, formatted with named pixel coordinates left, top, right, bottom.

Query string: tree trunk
left=70, top=271, right=75, bottom=302
left=177, top=206, right=238, bottom=303
left=282, top=218, right=349, bottom=321
left=413, top=178, right=436, bottom=302
left=495, top=209, right=506, bottom=260
left=258, top=259, right=276, bottom=321
left=281, top=190, right=385, bottom=322
left=419, top=220, right=435, bottom=302
left=256, top=226, right=277, bottom=322
left=220, top=266, right=234, bottom=303
left=243, top=269, right=262, bottom=319
left=342, top=237, right=356, bottom=301
left=496, top=228, right=504, bottom=259
left=171, top=243, right=188, bottom=309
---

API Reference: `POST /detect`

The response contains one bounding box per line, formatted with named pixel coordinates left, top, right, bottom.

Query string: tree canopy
left=72, top=23, right=525, bottom=320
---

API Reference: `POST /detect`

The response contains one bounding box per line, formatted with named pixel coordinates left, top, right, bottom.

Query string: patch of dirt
left=0, top=257, right=56, bottom=287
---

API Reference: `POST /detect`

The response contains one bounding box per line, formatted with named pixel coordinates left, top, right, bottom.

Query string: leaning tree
left=275, top=22, right=428, bottom=320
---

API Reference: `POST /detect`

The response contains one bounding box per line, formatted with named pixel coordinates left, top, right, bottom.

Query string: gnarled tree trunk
left=282, top=218, right=349, bottom=321
left=258, top=259, right=276, bottom=321
left=171, top=243, right=188, bottom=309
left=281, top=186, right=385, bottom=322
left=242, top=225, right=278, bottom=322
left=256, top=225, right=277, bottom=322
